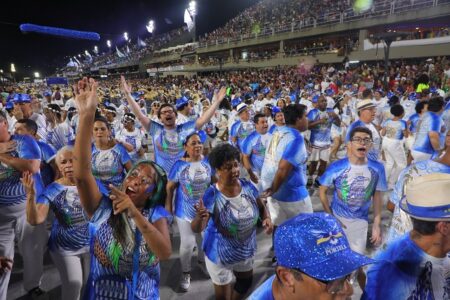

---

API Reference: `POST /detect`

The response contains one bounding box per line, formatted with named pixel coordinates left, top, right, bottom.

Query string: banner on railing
left=363, top=35, right=450, bottom=50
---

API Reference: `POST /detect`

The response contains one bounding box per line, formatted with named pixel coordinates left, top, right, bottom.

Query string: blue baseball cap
left=325, top=88, right=334, bottom=96
left=262, top=87, right=271, bottom=95
left=43, top=91, right=52, bottom=97
left=271, top=106, right=282, bottom=117
left=13, top=93, right=31, bottom=103
left=231, top=97, right=242, bottom=108
left=275, top=213, right=374, bottom=281
left=5, top=101, right=14, bottom=110
left=175, top=96, right=189, bottom=110
left=408, top=92, right=417, bottom=101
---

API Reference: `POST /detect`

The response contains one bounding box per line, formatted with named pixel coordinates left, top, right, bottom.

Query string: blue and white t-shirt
left=413, top=111, right=445, bottom=155
left=148, top=120, right=196, bottom=174
left=248, top=275, right=275, bottom=300
left=386, top=159, right=450, bottom=244
left=268, top=124, right=284, bottom=134
left=230, top=120, right=255, bottom=151
left=37, top=183, right=89, bottom=255
left=37, top=140, right=56, bottom=187
left=88, top=196, right=171, bottom=300
left=363, top=234, right=450, bottom=300
left=0, top=134, right=43, bottom=207
left=91, top=143, right=131, bottom=189
left=116, top=127, right=144, bottom=163
left=346, top=120, right=382, bottom=161
left=169, top=158, right=212, bottom=222
left=242, top=131, right=272, bottom=177
left=261, top=126, right=308, bottom=202
left=202, top=179, right=260, bottom=265
left=382, top=119, right=407, bottom=140
left=45, top=122, right=75, bottom=151
left=307, top=108, right=335, bottom=149
left=408, top=113, right=421, bottom=134
left=319, top=158, right=387, bottom=220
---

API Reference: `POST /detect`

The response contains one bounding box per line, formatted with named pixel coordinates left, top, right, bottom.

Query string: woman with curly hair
left=192, top=143, right=273, bottom=300
left=72, top=78, right=172, bottom=300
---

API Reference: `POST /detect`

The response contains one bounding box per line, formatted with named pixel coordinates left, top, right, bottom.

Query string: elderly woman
left=91, top=116, right=132, bottom=189
left=72, top=78, right=171, bottom=299
left=23, top=146, right=90, bottom=300
left=192, top=143, right=273, bottom=300
left=165, top=131, right=212, bottom=292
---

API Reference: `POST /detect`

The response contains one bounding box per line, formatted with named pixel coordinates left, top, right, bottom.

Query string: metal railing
left=198, top=0, right=449, bottom=48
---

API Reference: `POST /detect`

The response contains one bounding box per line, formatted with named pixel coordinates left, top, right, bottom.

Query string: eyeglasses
left=351, top=137, right=373, bottom=145
left=160, top=109, right=174, bottom=115
left=291, top=269, right=352, bottom=294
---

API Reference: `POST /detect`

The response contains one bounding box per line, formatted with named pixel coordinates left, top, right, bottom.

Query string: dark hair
left=177, top=103, right=189, bottom=111
left=16, top=118, right=38, bottom=135
left=427, top=96, right=444, bottom=112
left=157, top=103, right=177, bottom=118
left=411, top=217, right=438, bottom=235
left=388, top=95, right=400, bottom=106
left=390, top=104, right=404, bottom=117
left=94, top=116, right=111, bottom=130
left=349, top=126, right=372, bottom=140
left=415, top=101, right=428, bottom=114
left=253, top=113, right=266, bottom=124
left=362, top=89, right=372, bottom=99
left=283, top=104, right=307, bottom=126
left=208, top=143, right=240, bottom=170
left=47, top=104, right=62, bottom=118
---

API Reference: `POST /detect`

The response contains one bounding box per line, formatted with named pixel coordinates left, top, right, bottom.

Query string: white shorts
left=309, top=147, right=331, bottom=162
left=205, top=256, right=254, bottom=285
left=411, top=150, right=432, bottom=163
left=405, top=135, right=415, bottom=151
left=335, top=216, right=368, bottom=255
left=267, top=196, right=313, bottom=226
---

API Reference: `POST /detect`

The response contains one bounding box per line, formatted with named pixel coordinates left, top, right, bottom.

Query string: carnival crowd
left=0, top=56, right=449, bottom=300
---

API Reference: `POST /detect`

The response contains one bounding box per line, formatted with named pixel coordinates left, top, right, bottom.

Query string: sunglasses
left=291, top=269, right=353, bottom=294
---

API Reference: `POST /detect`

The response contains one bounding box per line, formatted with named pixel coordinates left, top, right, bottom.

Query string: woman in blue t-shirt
left=23, top=146, right=90, bottom=300
left=91, top=116, right=132, bottom=189
left=191, top=143, right=273, bottom=300
left=72, top=78, right=172, bottom=300
left=165, top=131, right=213, bottom=292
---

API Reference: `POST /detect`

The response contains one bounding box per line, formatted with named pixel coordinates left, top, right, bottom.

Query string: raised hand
left=73, top=77, right=99, bottom=115
left=109, top=184, right=138, bottom=217
left=213, top=87, right=227, bottom=103
left=21, top=171, right=35, bottom=197
left=120, top=75, right=132, bottom=95
left=0, top=141, right=17, bottom=154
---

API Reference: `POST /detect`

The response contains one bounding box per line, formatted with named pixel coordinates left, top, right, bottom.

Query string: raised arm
left=120, top=76, right=151, bottom=129
left=195, top=87, right=226, bottom=130
left=73, top=78, right=103, bottom=218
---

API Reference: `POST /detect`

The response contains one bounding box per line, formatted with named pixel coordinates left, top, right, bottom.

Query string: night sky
left=0, top=0, right=259, bottom=78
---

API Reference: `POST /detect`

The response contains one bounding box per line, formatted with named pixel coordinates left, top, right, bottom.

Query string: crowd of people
left=0, top=55, right=449, bottom=300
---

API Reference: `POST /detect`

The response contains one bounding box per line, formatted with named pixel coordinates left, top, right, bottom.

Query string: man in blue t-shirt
left=242, top=113, right=271, bottom=189
left=412, top=96, right=445, bottom=162
left=248, top=213, right=374, bottom=300
left=319, top=126, right=387, bottom=289
left=121, top=76, right=227, bottom=174
left=0, top=111, right=43, bottom=300
left=230, top=103, right=255, bottom=152
left=363, top=174, right=450, bottom=300
left=261, top=104, right=312, bottom=227
left=307, top=95, right=340, bottom=187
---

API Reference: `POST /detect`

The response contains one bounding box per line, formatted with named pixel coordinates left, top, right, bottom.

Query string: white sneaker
left=180, top=273, right=191, bottom=292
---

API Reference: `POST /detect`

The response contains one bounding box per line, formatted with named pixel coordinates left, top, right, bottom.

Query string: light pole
left=11, top=63, right=16, bottom=83
left=146, top=20, right=155, bottom=34
left=34, top=72, right=40, bottom=78
left=188, top=1, right=197, bottom=42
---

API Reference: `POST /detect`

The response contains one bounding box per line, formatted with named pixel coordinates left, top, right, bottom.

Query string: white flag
left=184, top=9, right=194, bottom=32
left=116, top=46, right=125, bottom=58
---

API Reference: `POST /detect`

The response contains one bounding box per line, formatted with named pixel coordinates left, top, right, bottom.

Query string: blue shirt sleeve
left=168, top=160, right=182, bottom=182
left=319, top=160, right=341, bottom=186
left=202, top=186, right=216, bottom=214
left=307, top=109, right=317, bottom=121
left=374, top=162, right=388, bottom=191
left=180, top=120, right=196, bottom=132
left=17, top=135, right=41, bottom=160
left=150, top=205, right=172, bottom=223
left=117, top=143, right=131, bottom=165
left=429, top=113, right=441, bottom=132
left=230, top=121, right=240, bottom=138
left=281, top=136, right=306, bottom=167
left=241, top=132, right=255, bottom=156
left=147, top=120, right=163, bottom=136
